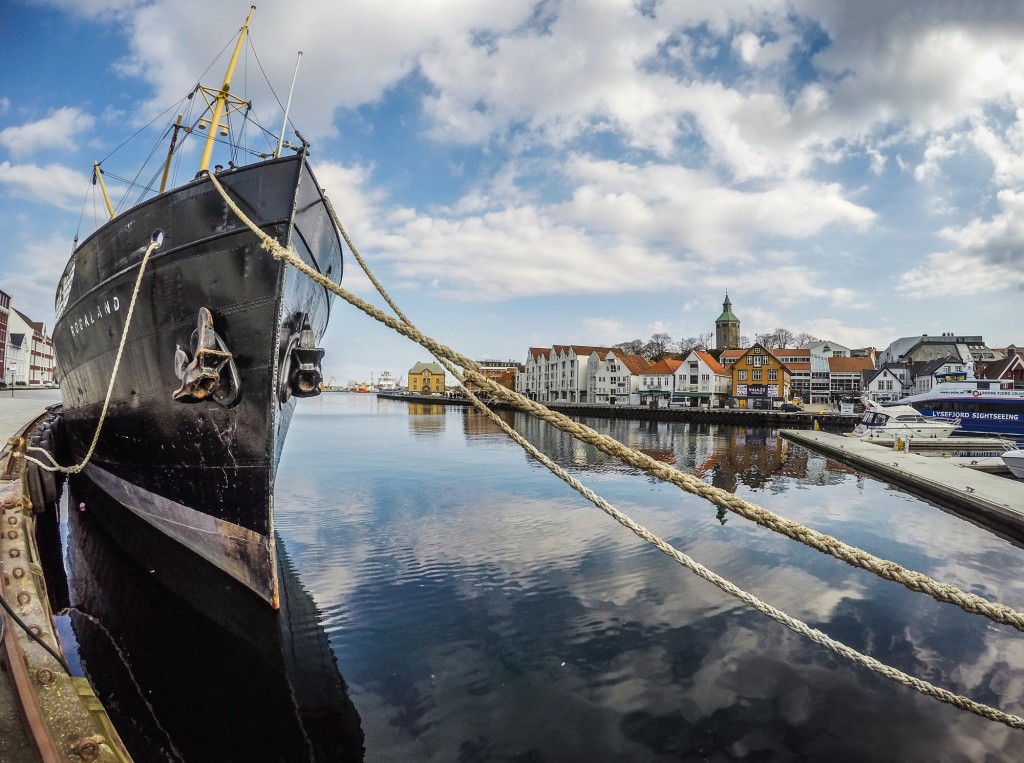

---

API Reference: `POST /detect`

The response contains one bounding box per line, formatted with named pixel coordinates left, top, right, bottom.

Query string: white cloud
left=898, top=189, right=1024, bottom=297
left=0, top=162, right=92, bottom=210
left=0, top=108, right=95, bottom=155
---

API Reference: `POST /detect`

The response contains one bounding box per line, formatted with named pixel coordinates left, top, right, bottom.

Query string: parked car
left=779, top=402, right=802, bottom=412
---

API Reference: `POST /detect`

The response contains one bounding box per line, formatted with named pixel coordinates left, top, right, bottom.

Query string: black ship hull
left=52, top=154, right=343, bottom=606
left=59, top=474, right=364, bottom=761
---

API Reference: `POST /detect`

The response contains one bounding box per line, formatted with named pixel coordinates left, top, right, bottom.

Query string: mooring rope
left=207, top=172, right=1024, bottom=729
left=16, top=237, right=161, bottom=475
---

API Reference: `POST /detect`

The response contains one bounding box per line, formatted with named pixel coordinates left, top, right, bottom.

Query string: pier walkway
left=782, top=429, right=1024, bottom=538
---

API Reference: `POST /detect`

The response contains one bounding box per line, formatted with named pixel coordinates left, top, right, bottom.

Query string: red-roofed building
left=587, top=349, right=651, bottom=404
left=638, top=358, right=683, bottom=404
left=673, top=350, right=732, bottom=407
left=517, top=344, right=617, bottom=402
left=730, top=343, right=791, bottom=409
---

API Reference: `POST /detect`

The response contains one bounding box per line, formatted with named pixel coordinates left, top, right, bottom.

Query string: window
left=738, top=370, right=747, bottom=381
left=753, top=370, right=762, bottom=381
left=768, top=369, right=778, bottom=381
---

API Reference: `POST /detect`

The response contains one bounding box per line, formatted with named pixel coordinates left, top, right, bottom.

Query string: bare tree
left=614, top=339, right=645, bottom=355
left=794, top=332, right=819, bottom=347
left=642, top=333, right=675, bottom=361
left=677, top=332, right=712, bottom=356
left=756, top=328, right=795, bottom=349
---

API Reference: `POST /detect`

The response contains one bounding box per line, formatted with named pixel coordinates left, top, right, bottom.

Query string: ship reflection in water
left=52, top=475, right=364, bottom=763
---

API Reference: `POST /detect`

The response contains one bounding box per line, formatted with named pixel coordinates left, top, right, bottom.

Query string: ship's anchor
left=173, top=307, right=240, bottom=405
left=280, top=315, right=325, bottom=402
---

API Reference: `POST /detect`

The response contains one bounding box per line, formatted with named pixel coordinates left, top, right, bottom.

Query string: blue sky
left=3, top=1, right=1024, bottom=384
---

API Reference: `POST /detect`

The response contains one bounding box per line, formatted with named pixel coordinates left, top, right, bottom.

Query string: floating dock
left=0, top=398, right=131, bottom=762
left=782, top=429, right=1024, bottom=537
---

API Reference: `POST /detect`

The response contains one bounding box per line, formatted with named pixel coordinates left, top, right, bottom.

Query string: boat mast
left=159, top=114, right=185, bottom=193
left=92, top=162, right=115, bottom=220
left=198, top=5, right=256, bottom=174
left=274, top=51, right=303, bottom=158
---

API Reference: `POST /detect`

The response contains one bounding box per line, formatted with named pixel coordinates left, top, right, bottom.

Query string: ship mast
left=197, top=5, right=256, bottom=174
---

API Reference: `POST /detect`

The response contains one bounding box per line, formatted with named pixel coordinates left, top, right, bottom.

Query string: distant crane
left=323, top=376, right=336, bottom=392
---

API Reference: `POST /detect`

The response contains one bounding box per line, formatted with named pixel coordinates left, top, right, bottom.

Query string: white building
left=587, top=350, right=650, bottom=404
left=638, top=358, right=683, bottom=404
left=674, top=350, right=731, bottom=407
left=7, top=309, right=56, bottom=386
left=519, top=345, right=614, bottom=402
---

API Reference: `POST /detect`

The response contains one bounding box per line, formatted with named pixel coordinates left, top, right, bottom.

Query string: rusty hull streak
left=83, top=462, right=277, bottom=606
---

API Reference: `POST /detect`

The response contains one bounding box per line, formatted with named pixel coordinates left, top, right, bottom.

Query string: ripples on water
left=55, top=393, right=1024, bottom=761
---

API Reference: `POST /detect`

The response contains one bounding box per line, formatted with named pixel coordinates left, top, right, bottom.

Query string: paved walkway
left=0, top=390, right=62, bottom=442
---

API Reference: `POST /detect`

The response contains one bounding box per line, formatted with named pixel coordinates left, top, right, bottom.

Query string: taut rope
left=208, top=172, right=1024, bottom=730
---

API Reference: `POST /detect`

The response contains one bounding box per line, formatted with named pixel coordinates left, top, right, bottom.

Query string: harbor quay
left=0, top=389, right=131, bottom=762
left=376, top=391, right=860, bottom=430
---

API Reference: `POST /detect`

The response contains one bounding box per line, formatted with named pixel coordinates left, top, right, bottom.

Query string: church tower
left=715, top=293, right=740, bottom=349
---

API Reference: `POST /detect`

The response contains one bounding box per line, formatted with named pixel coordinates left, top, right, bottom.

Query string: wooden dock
left=0, top=397, right=131, bottom=762
left=782, top=429, right=1024, bottom=538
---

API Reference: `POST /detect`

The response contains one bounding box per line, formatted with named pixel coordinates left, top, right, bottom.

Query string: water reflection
left=272, top=395, right=1024, bottom=761
left=53, top=475, right=364, bottom=762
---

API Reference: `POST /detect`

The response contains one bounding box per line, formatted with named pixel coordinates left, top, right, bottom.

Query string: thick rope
left=208, top=172, right=1024, bottom=729
left=17, top=238, right=161, bottom=475
left=210, top=174, right=1024, bottom=633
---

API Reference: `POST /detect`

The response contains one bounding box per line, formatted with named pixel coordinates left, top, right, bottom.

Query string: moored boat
left=847, top=401, right=960, bottom=441
left=897, top=377, right=1024, bottom=439
left=50, top=8, right=343, bottom=607
left=1003, top=449, right=1024, bottom=479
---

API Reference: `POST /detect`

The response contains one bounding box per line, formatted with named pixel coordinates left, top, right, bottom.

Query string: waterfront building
left=729, top=344, right=791, bottom=409
left=714, top=294, right=741, bottom=350
left=673, top=350, right=731, bottom=407
left=978, top=346, right=1024, bottom=387
left=7, top=309, right=55, bottom=386
left=519, top=345, right=615, bottom=402
left=877, top=333, right=1001, bottom=368
left=638, top=358, right=683, bottom=404
left=0, top=290, right=9, bottom=382
left=408, top=362, right=446, bottom=394
left=861, top=366, right=909, bottom=403
left=805, top=340, right=852, bottom=358
left=904, top=357, right=968, bottom=396
left=519, top=348, right=552, bottom=401
left=587, top=350, right=650, bottom=405
left=827, top=356, right=876, bottom=400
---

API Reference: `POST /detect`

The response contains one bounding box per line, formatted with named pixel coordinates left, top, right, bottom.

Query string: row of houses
left=513, top=334, right=1024, bottom=408
left=516, top=343, right=846, bottom=408
left=0, top=289, right=57, bottom=386
left=396, top=327, right=1024, bottom=410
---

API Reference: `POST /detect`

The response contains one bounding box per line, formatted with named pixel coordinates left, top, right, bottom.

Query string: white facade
left=910, top=359, right=967, bottom=395
left=587, top=350, right=644, bottom=404
left=805, top=340, right=852, bottom=358
left=862, top=367, right=908, bottom=403
left=520, top=345, right=612, bottom=402
left=674, top=351, right=731, bottom=406
left=7, top=309, right=56, bottom=386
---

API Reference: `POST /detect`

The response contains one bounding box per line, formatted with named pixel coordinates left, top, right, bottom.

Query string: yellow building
left=408, top=362, right=445, bottom=394
left=730, top=343, right=791, bottom=409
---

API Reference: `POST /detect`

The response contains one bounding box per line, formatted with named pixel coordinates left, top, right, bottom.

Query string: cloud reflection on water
left=276, top=395, right=1024, bottom=760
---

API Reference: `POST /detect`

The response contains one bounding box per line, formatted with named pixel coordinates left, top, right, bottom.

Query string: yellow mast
left=159, top=114, right=184, bottom=193
left=93, top=162, right=115, bottom=220
left=198, top=5, right=256, bottom=174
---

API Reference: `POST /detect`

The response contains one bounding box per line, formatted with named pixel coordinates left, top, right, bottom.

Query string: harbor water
left=50, top=392, right=1024, bottom=761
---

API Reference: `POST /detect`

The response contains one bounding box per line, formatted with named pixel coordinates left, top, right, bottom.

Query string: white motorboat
left=1002, top=449, right=1024, bottom=478
left=848, top=402, right=960, bottom=440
